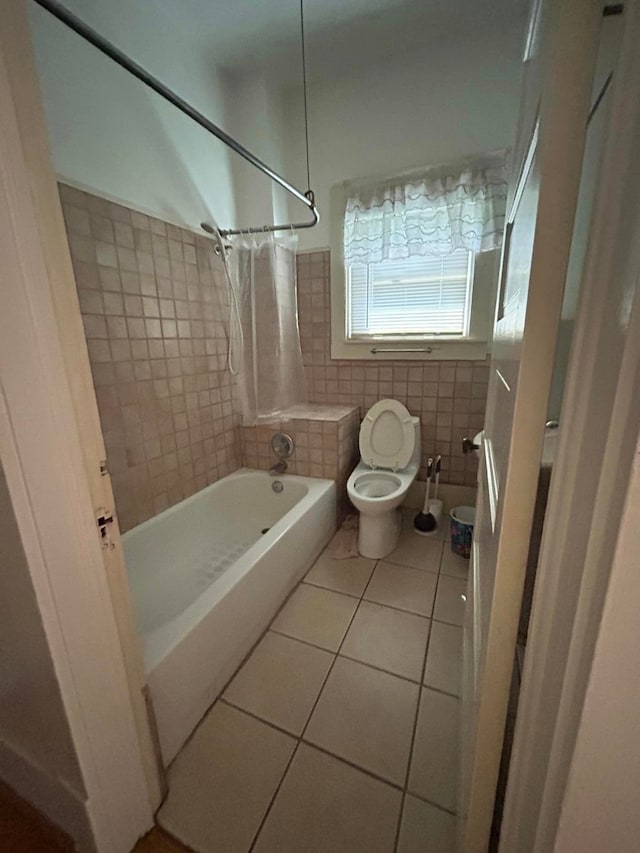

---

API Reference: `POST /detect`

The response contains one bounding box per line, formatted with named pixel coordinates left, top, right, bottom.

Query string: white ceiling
left=57, top=0, right=530, bottom=85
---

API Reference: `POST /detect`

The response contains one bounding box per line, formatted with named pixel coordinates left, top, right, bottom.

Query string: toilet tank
left=409, top=417, right=421, bottom=468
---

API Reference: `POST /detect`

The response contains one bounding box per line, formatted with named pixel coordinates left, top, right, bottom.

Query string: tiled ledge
left=278, top=403, right=359, bottom=422
left=241, top=405, right=360, bottom=519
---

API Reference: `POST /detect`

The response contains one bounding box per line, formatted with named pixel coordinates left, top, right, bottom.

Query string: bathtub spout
left=270, top=460, right=287, bottom=476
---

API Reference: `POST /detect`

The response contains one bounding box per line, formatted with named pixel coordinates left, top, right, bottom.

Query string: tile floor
left=158, top=510, right=469, bottom=853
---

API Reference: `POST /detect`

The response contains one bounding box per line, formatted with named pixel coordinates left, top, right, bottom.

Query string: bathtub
left=122, top=468, right=336, bottom=764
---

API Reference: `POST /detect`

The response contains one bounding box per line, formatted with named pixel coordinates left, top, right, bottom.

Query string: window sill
left=331, top=338, right=490, bottom=361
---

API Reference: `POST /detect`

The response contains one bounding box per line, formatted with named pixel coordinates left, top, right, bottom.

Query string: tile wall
left=296, top=251, right=488, bottom=486
left=60, top=183, right=241, bottom=532
left=241, top=405, right=360, bottom=519
left=62, top=182, right=484, bottom=536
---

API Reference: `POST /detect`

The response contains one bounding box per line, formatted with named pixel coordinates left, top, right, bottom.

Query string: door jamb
left=0, top=7, right=154, bottom=852
left=500, top=2, right=640, bottom=849
left=462, top=0, right=602, bottom=848
left=0, top=0, right=164, bottom=812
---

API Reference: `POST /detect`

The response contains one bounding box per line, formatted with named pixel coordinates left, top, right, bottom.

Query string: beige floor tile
left=433, top=576, right=467, bottom=626
left=158, top=702, right=295, bottom=853
left=304, top=656, right=419, bottom=786
left=341, top=601, right=429, bottom=681
left=397, top=794, right=456, bottom=853
left=424, top=621, right=463, bottom=697
left=305, top=549, right=376, bottom=597
left=271, top=583, right=358, bottom=651
left=223, top=631, right=334, bottom=734
left=253, top=743, right=402, bottom=853
left=440, top=545, right=470, bottom=579
left=387, top=528, right=444, bottom=571
left=365, top=561, right=438, bottom=617
left=408, top=688, right=460, bottom=812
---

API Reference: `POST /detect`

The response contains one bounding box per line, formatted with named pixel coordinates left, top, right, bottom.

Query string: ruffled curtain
left=343, top=152, right=508, bottom=263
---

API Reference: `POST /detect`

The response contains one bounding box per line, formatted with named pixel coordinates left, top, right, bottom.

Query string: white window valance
left=343, top=151, right=508, bottom=264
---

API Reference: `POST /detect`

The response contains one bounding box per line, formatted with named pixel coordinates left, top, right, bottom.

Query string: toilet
left=347, top=399, right=421, bottom=559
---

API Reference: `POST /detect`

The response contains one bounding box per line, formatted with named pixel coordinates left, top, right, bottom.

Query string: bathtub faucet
left=269, top=459, right=287, bottom=476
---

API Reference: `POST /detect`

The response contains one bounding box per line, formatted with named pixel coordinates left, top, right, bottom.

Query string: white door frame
left=0, top=12, right=154, bottom=853
left=0, top=0, right=164, bottom=811
left=462, top=0, right=602, bottom=848
left=501, top=1, right=640, bottom=850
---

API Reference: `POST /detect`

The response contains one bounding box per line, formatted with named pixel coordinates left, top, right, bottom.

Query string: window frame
left=330, top=180, right=499, bottom=361
left=346, top=249, right=476, bottom=341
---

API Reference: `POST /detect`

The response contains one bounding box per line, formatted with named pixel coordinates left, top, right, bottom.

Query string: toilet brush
left=428, top=455, right=443, bottom=522
left=414, top=457, right=437, bottom=534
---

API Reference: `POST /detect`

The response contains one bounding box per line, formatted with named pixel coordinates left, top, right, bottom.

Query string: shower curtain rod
left=32, top=0, right=319, bottom=237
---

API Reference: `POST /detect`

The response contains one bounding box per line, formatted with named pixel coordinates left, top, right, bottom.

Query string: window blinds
left=348, top=250, right=473, bottom=338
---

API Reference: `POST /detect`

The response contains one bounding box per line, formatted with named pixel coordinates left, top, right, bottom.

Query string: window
left=329, top=161, right=504, bottom=361
left=347, top=250, right=474, bottom=340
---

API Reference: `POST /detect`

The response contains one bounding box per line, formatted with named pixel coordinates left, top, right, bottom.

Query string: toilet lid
left=359, top=399, right=416, bottom=470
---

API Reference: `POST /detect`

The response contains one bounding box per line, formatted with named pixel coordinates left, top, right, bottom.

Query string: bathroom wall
left=28, top=1, right=291, bottom=239
left=242, top=405, right=361, bottom=520
left=225, top=72, right=291, bottom=230
left=59, top=183, right=241, bottom=532
left=282, top=22, right=525, bottom=251
left=28, top=1, right=238, bottom=233
left=282, top=22, right=518, bottom=487
left=297, top=252, right=487, bottom=487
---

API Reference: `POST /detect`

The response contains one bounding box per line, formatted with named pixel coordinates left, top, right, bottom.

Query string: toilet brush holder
left=427, top=498, right=443, bottom=522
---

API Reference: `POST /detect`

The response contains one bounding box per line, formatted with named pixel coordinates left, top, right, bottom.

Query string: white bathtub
left=122, top=468, right=336, bottom=764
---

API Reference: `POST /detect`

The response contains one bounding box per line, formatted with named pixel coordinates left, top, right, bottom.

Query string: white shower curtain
left=229, top=232, right=307, bottom=424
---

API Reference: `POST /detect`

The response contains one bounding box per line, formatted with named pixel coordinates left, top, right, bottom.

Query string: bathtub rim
left=123, top=467, right=335, bottom=673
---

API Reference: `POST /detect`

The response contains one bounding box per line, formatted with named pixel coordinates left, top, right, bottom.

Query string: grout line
left=249, top=558, right=365, bottom=851
left=268, top=626, right=343, bottom=655
left=359, top=557, right=379, bottom=601
left=402, top=618, right=433, bottom=791
left=224, top=694, right=459, bottom=820
left=247, top=740, right=301, bottom=853
left=337, top=647, right=428, bottom=686
left=395, top=793, right=408, bottom=852
left=219, top=698, right=303, bottom=741
left=431, top=616, right=465, bottom=629
left=361, top=594, right=435, bottom=620
left=246, top=539, right=349, bottom=852
left=268, top=624, right=441, bottom=691
left=403, top=789, right=458, bottom=817
left=302, top=577, right=373, bottom=598
left=394, top=533, right=450, bottom=851
left=299, top=738, right=407, bottom=793
left=421, top=683, right=462, bottom=700
left=156, top=548, right=331, bottom=790
left=382, top=556, right=442, bottom=575
left=299, top=586, right=362, bottom=740
left=162, top=531, right=464, bottom=849
left=299, top=579, right=361, bottom=602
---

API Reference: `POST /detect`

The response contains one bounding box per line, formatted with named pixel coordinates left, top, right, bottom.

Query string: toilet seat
left=359, top=399, right=416, bottom=471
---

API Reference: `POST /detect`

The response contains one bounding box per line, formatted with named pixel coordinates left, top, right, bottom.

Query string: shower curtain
left=229, top=232, right=307, bottom=424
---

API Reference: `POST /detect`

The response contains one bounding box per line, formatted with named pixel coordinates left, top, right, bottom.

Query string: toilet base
left=358, top=509, right=401, bottom=559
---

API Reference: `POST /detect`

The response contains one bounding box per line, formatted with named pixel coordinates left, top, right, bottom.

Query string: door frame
left=0, top=2, right=155, bottom=850
left=501, top=2, right=640, bottom=849
left=1, top=0, right=163, bottom=814
left=462, top=0, right=603, bottom=848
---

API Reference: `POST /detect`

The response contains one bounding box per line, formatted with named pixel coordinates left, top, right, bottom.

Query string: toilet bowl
left=347, top=399, right=421, bottom=559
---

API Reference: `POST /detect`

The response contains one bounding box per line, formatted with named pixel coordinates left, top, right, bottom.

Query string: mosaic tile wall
left=296, top=251, right=488, bottom=486
left=60, top=183, right=241, bottom=532
left=63, top=180, right=485, bottom=534
left=241, top=404, right=360, bottom=519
